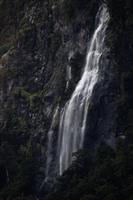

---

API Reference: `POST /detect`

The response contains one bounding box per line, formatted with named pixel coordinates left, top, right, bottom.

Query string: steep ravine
left=0, top=0, right=133, bottom=199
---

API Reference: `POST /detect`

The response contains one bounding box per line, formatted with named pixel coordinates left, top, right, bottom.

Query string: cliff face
left=85, top=0, right=133, bottom=150
left=0, top=0, right=99, bottom=196
left=107, top=0, right=133, bottom=142
left=0, top=0, right=98, bottom=146
left=0, top=0, right=133, bottom=199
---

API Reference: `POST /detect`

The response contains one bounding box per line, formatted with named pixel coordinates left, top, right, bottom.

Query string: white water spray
left=58, top=5, right=109, bottom=175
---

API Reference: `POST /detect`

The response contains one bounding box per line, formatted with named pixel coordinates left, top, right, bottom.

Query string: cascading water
left=45, top=105, right=59, bottom=180
left=40, top=105, right=59, bottom=187
left=57, top=5, right=110, bottom=175
left=43, top=5, right=110, bottom=184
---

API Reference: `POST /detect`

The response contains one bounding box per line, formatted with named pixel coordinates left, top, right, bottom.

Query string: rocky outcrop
left=0, top=0, right=133, bottom=198
left=0, top=0, right=99, bottom=193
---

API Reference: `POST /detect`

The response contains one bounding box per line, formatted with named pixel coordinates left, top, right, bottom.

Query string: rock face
left=0, top=0, right=133, bottom=198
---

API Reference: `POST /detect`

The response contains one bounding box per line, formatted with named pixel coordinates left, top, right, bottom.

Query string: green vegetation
left=0, top=43, right=12, bottom=57
left=17, top=17, right=33, bottom=40
left=0, top=141, right=39, bottom=200
left=45, top=139, right=133, bottom=200
left=12, top=87, right=43, bottom=108
left=0, top=68, right=16, bottom=89
left=0, top=0, right=133, bottom=200
left=0, top=99, right=41, bottom=200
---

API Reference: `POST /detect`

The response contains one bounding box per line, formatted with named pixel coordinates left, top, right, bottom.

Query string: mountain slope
left=0, top=0, right=133, bottom=199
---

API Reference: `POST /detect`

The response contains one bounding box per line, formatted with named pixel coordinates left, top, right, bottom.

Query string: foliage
left=0, top=0, right=133, bottom=200
left=0, top=135, right=40, bottom=199
left=45, top=140, right=133, bottom=200
left=12, top=87, right=43, bottom=108
left=0, top=43, right=12, bottom=57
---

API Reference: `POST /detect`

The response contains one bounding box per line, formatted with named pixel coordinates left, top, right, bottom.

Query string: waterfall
left=45, top=106, right=59, bottom=180
left=57, top=5, right=110, bottom=175
left=41, top=105, right=59, bottom=187
left=43, top=5, right=110, bottom=185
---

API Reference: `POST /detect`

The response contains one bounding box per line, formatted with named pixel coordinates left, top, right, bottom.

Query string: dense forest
left=0, top=0, right=133, bottom=199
